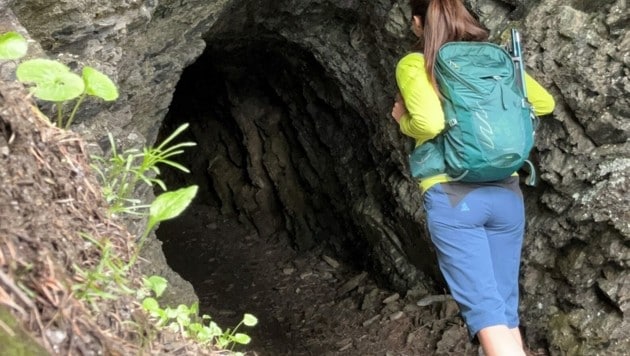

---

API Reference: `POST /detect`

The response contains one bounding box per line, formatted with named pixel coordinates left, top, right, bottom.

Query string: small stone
left=389, top=311, right=404, bottom=321
left=244, top=233, right=257, bottom=241
left=403, top=303, right=420, bottom=313
left=300, top=272, right=313, bottom=279
left=336, top=337, right=352, bottom=347
left=322, top=254, right=340, bottom=269
left=406, top=332, right=417, bottom=345
left=361, top=288, right=380, bottom=311
left=320, top=271, right=333, bottom=280
left=362, top=314, right=381, bottom=327
left=383, top=293, right=400, bottom=304
left=337, top=271, right=368, bottom=296
left=45, top=329, right=67, bottom=345
left=338, top=342, right=353, bottom=352
left=283, top=267, right=295, bottom=275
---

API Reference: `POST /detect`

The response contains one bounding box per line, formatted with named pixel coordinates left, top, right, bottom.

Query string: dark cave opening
left=153, top=38, right=397, bottom=354
left=156, top=37, right=379, bottom=256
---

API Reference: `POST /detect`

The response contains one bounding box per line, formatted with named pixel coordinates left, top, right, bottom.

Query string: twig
left=0, top=269, right=36, bottom=310
left=29, top=146, right=50, bottom=170
left=0, top=318, right=15, bottom=337
left=31, top=309, right=51, bottom=351
left=0, top=285, right=27, bottom=316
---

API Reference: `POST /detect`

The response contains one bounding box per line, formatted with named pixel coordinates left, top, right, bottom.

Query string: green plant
left=0, top=31, right=118, bottom=128
left=1, top=30, right=255, bottom=356
left=141, top=276, right=258, bottom=353
left=91, top=123, right=196, bottom=215
left=72, top=233, right=134, bottom=308
left=0, top=32, right=28, bottom=60
left=127, top=184, right=198, bottom=268
left=16, top=59, right=118, bottom=128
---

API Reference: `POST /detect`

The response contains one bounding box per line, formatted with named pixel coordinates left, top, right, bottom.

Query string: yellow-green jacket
left=395, top=52, right=556, bottom=193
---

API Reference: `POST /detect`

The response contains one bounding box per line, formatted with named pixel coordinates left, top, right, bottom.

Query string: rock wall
left=2, top=0, right=628, bottom=354
left=508, top=1, right=629, bottom=353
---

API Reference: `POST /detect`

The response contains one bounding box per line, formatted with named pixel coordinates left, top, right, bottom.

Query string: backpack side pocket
left=408, top=138, right=446, bottom=180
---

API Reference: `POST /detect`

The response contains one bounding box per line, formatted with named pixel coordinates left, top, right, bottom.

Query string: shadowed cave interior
left=154, top=37, right=440, bottom=354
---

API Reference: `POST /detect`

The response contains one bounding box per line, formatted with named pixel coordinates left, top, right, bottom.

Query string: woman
left=391, top=1, right=555, bottom=355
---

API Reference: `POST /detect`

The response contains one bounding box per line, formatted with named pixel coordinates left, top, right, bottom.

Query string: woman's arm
left=525, top=72, right=555, bottom=116
left=394, top=53, right=445, bottom=145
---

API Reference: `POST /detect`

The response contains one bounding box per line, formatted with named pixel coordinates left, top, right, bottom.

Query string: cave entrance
left=154, top=38, right=392, bottom=354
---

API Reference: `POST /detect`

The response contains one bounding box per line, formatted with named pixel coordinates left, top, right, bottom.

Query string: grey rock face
left=5, top=0, right=629, bottom=354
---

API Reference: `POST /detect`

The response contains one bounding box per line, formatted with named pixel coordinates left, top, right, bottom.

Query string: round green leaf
left=0, top=32, right=28, bottom=60
left=82, top=66, right=119, bottom=101
left=208, top=321, right=222, bottom=335
left=165, top=307, right=178, bottom=319
left=148, top=185, right=198, bottom=229
left=16, top=59, right=84, bottom=101
left=176, top=304, right=190, bottom=316
left=232, top=333, right=251, bottom=345
left=243, top=313, right=258, bottom=327
left=144, top=275, right=168, bottom=298
left=167, top=322, right=180, bottom=332
left=141, top=297, right=160, bottom=312
left=196, top=326, right=212, bottom=342
left=189, top=302, right=199, bottom=315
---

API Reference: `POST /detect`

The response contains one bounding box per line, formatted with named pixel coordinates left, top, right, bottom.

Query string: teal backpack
left=416, top=30, right=538, bottom=185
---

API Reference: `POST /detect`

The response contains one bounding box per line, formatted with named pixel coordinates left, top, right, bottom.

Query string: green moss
left=548, top=312, right=587, bottom=356
left=0, top=307, right=49, bottom=356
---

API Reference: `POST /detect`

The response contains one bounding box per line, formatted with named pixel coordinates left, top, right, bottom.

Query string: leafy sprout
left=66, top=66, right=120, bottom=128
left=144, top=275, right=168, bottom=298
left=16, top=59, right=85, bottom=101
left=127, top=185, right=198, bottom=268
left=1, top=30, right=120, bottom=129
left=83, top=66, right=119, bottom=100
left=0, top=31, right=28, bottom=60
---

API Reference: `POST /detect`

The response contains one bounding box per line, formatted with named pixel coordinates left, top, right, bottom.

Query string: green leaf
left=243, top=313, right=258, bottom=327
left=0, top=32, right=28, bottom=60
left=148, top=185, right=198, bottom=229
left=144, top=275, right=168, bottom=298
left=176, top=304, right=190, bottom=316
left=188, top=322, right=201, bottom=332
left=165, top=307, right=178, bottom=319
left=232, top=333, right=251, bottom=345
left=208, top=321, right=222, bottom=335
left=195, top=326, right=212, bottom=342
left=156, top=123, right=190, bottom=151
left=189, top=302, right=198, bottom=315
left=167, top=322, right=180, bottom=332
left=217, top=335, right=231, bottom=348
left=142, top=297, right=160, bottom=312
left=16, top=59, right=84, bottom=101
left=82, top=66, right=119, bottom=101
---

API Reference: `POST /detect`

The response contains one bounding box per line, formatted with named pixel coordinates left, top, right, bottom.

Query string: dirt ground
left=158, top=204, right=486, bottom=356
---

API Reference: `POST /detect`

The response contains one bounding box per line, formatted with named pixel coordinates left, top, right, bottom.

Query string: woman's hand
left=391, top=93, right=407, bottom=123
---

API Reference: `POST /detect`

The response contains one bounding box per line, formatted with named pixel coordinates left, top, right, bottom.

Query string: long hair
left=410, top=0, right=489, bottom=91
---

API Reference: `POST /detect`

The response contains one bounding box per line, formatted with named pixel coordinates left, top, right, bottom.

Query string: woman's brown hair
left=410, top=0, right=489, bottom=90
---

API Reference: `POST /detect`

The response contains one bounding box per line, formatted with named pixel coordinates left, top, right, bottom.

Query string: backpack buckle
left=447, top=118, right=458, bottom=127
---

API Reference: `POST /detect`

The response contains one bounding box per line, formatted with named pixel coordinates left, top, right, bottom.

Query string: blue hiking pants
left=423, top=180, right=524, bottom=338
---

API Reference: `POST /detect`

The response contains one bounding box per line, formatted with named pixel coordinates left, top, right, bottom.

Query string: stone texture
left=3, top=0, right=629, bottom=354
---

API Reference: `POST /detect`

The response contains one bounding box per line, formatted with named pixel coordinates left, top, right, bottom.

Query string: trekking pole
left=511, top=28, right=528, bottom=100
left=510, top=28, right=538, bottom=186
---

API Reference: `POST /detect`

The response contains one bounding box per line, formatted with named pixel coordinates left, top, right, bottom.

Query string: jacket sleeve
left=395, top=53, right=445, bottom=145
left=525, top=72, right=555, bottom=116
